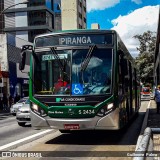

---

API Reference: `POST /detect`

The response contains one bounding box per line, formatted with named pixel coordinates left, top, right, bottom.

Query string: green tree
left=134, top=31, right=156, bottom=84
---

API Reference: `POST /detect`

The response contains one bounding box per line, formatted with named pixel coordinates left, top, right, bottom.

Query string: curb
left=134, top=127, right=153, bottom=160
left=140, top=100, right=151, bottom=134
left=134, top=100, right=154, bottom=160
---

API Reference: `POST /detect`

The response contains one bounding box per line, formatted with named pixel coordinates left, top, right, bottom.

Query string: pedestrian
left=155, top=85, right=160, bottom=113
left=2, top=93, right=8, bottom=111
left=9, top=95, right=14, bottom=108
left=14, top=93, right=20, bottom=103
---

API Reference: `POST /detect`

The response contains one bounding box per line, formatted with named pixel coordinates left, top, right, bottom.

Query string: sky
left=86, top=0, right=160, bottom=57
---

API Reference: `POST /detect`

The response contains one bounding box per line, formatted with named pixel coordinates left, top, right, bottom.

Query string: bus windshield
left=34, top=48, right=112, bottom=95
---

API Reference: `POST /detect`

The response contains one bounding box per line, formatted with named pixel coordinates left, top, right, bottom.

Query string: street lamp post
left=1, top=1, right=29, bottom=14
left=0, top=0, right=29, bottom=31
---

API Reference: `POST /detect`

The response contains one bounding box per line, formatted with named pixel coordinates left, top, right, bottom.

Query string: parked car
left=16, top=98, right=31, bottom=127
left=10, top=97, right=28, bottom=116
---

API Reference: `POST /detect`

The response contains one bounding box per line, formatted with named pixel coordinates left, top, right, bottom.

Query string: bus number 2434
left=78, top=109, right=95, bottom=115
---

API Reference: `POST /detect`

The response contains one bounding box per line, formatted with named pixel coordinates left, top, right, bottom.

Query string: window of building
left=29, top=0, right=45, bottom=7
left=79, top=1, right=82, bottom=8
left=79, top=13, right=82, bottom=19
left=46, top=0, right=52, bottom=10
left=28, top=11, right=48, bottom=26
left=29, top=29, right=48, bottom=42
left=79, top=24, right=82, bottom=29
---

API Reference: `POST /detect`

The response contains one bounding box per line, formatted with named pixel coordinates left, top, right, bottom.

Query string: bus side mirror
left=19, top=51, right=26, bottom=70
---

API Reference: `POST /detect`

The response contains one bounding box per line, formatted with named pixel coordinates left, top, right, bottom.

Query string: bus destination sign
left=35, top=34, right=113, bottom=47
left=59, top=36, right=92, bottom=45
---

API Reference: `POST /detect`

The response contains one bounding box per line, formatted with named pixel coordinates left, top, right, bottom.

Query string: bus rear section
left=141, top=87, right=151, bottom=101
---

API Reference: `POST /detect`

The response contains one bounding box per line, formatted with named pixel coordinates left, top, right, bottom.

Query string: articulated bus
left=19, top=30, right=140, bottom=132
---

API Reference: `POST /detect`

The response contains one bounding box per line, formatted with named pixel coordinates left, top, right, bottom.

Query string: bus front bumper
left=30, top=108, right=120, bottom=130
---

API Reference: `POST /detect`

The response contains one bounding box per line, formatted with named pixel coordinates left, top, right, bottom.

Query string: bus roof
left=34, top=29, right=136, bottom=68
left=35, top=29, right=117, bottom=39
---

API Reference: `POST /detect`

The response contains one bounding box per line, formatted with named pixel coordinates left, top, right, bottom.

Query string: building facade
left=91, top=23, right=100, bottom=29
left=0, top=0, right=56, bottom=99
left=0, top=0, right=87, bottom=40
left=0, top=33, right=31, bottom=99
left=61, top=0, right=86, bottom=30
left=2, top=0, right=55, bottom=42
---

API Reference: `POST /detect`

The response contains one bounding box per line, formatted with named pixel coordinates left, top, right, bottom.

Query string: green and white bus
left=19, top=30, right=140, bottom=132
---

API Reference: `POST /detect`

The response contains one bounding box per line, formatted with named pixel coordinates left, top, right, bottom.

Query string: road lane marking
left=147, top=100, right=151, bottom=109
left=0, top=129, right=53, bottom=150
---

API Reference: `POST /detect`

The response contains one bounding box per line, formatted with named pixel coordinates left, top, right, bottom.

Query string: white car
left=10, top=97, right=28, bottom=116
left=16, top=99, right=30, bottom=126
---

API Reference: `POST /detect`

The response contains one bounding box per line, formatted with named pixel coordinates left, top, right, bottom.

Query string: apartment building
left=1, top=0, right=55, bottom=42
left=61, top=0, right=87, bottom=30
left=0, top=33, right=31, bottom=99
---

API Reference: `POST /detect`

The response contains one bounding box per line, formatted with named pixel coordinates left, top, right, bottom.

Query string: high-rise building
left=61, top=0, right=86, bottom=30
left=1, top=0, right=87, bottom=40
left=91, top=23, right=100, bottom=29
left=54, top=0, right=61, bottom=31
left=2, top=0, right=55, bottom=42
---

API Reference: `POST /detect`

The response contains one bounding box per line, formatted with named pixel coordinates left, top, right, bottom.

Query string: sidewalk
left=147, top=100, right=160, bottom=154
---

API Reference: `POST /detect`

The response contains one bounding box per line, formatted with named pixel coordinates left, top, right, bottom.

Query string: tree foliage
left=134, top=31, right=156, bottom=84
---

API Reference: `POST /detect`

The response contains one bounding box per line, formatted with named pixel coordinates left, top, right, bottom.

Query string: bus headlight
left=31, top=103, right=47, bottom=117
left=97, top=103, right=114, bottom=117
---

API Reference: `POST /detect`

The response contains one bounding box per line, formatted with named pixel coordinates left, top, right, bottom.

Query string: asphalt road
left=6, top=101, right=149, bottom=160
left=0, top=115, right=52, bottom=150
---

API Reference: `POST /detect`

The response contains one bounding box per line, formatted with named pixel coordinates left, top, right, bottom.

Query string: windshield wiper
left=50, top=47, right=64, bottom=72
left=50, top=47, right=69, bottom=81
left=81, top=45, right=97, bottom=72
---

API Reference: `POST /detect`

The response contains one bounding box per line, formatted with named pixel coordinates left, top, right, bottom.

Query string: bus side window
left=120, top=56, right=129, bottom=92
left=118, top=55, right=123, bottom=95
left=119, top=53, right=126, bottom=95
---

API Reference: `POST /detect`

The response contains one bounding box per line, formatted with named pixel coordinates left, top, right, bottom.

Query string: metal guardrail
left=134, top=127, right=153, bottom=160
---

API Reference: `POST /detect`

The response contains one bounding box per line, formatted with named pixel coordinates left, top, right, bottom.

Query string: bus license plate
left=64, top=124, right=80, bottom=130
